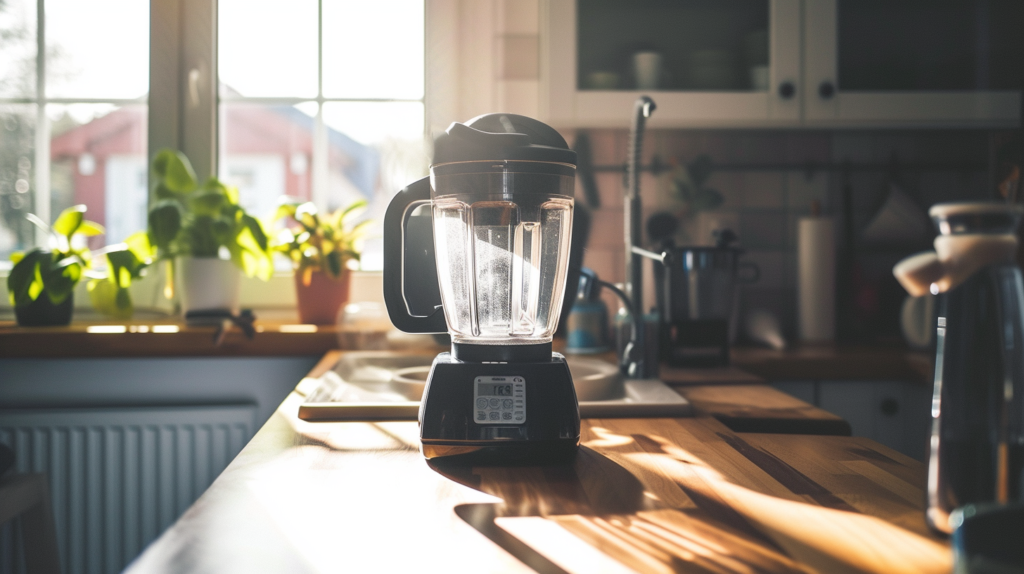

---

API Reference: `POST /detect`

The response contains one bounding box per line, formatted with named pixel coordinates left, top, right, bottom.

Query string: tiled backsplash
left=561, top=128, right=1003, bottom=344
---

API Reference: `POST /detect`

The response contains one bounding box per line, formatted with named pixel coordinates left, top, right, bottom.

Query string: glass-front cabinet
left=542, top=0, right=801, bottom=128
left=541, top=0, right=1021, bottom=128
left=804, top=0, right=1022, bottom=127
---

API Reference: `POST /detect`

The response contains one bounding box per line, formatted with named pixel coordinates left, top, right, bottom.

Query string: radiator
left=0, top=405, right=257, bottom=574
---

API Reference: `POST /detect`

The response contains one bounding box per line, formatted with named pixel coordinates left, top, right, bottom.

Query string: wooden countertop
left=126, top=352, right=947, bottom=573
left=731, top=345, right=933, bottom=386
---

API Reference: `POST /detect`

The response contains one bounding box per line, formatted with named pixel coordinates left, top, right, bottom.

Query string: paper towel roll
left=798, top=217, right=835, bottom=342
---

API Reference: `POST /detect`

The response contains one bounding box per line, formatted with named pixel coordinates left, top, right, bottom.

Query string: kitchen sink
left=298, top=351, right=690, bottom=421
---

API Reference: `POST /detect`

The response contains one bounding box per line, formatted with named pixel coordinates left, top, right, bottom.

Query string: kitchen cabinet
left=804, top=0, right=1022, bottom=127
left=772, top=379, right=932, bottom=460
left=542, top=0, right=802, bottom=128
left=540, top=0, right=1021, bottom=128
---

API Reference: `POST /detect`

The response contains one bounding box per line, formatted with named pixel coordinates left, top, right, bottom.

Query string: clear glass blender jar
left=430, top=160, right=575, bottom=346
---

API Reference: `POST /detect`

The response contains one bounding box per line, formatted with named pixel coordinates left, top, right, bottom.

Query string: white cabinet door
left=540, top=0, right=802, bottom=128
left=818, top=380, right=931, bottom=460
left=803, top=0, right=1020, bottom=128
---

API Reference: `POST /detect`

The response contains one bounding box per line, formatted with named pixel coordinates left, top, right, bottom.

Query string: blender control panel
left=473, top=376, right=525, bottom=424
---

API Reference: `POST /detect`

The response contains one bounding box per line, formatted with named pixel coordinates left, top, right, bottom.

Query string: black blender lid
left=432, top=113, right=577, bottom=166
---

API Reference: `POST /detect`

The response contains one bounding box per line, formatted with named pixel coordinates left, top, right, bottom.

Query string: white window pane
left=45, top=0, right=149, bottom=99
left=0, top=0, right=36, bottom=98
left=219, top=0, right=318, bottom=98
left=322, top=101, right=423, bottom=146
left=0, top=105, right=36, bottom=259
left=322, top=0, right=424, bottom=99
left=322, top=103, right=427, bottom=272
left=49, top=104, right=147, bottom=245
left=219, top=103, right=315, bottom=218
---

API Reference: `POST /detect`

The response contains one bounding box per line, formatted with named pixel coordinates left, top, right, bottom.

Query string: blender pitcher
left=383, top=114, right=580, bottom=462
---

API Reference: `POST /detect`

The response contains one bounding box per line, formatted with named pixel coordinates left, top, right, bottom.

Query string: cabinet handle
left=880, top=398, right=900, bottom=416
left=778, top=81, right=795, bottom=99
left=818, top=81, right=836, bottom=99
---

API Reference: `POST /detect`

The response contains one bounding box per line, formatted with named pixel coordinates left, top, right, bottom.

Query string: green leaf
left=154, top=183, right=180, bottom=200
left=154, top=149, right=198, bottom=193
left=77, top=220, right=106, bottom=237
left=124, top=231, right=155, bottom=260
left=148, top=200, right=182, bottom=251
left=52, top=204, right=86, bottom=238
left=241, top=214, right=269, bottom=251
left=189, top=190, right=228, bottom=216
left=325, top=250, right=343, bottom=278
left=106, top=249, right=147, bottom=288
left=42, top=259, right=77, bottom=305
left=88, top=279, right=133, bottom=319
left=7, top=249, right=48, bottom=307
left=273, top=202, right=300, bottom=223
left=338, top=198, right=368, bottom=222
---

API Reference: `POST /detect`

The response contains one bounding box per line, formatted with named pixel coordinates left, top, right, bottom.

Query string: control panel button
left=502, top=399, right=513, bottom=409
left=489, top=398, right=500, bottom=408
left=488, top=411, right=500, bottom=421
left=502, top=412, right=512, bottom=420
left=476, top=398, right=488, bottom=409
left=477, top=411, right=486, bottom=421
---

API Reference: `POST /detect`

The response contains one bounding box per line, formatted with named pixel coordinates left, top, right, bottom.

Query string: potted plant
left=87, top=231, right=154, bottom=319
left=7, top=205, right=104, bottom=326
left=146, top=149, right=272, bottom=316
left=273, top=199, right=369, bottom=324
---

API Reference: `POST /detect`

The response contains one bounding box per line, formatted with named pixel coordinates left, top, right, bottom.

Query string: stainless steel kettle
left=895, top=202, right=1024, bottom=533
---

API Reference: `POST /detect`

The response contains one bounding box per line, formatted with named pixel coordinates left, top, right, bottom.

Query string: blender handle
left=382, top=176, right=448, bottom=334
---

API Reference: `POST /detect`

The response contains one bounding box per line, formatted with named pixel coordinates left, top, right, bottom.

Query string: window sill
left=0, top=312, right=393, bottom=359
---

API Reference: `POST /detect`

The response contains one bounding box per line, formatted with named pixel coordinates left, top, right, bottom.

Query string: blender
left=383, top=114, right=580, bottom=463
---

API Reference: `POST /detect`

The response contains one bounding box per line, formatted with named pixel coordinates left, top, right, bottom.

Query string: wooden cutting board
left=436, top=418, right=948, bottom=574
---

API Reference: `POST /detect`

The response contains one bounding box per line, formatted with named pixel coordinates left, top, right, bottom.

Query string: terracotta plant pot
left=295, top=269, right=350, bottom=325
left=14, top=293, right=74, bottom=327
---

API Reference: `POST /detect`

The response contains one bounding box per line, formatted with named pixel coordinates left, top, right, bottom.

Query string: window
left=0, top=0, right=149, bottom=259
left=218, top=0, right=426, bottom=270
left=0, top=0, right=426, bottom=274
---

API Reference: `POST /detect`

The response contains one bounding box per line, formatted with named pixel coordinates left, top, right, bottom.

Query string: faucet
left=618, top=96, right=661, bottom=378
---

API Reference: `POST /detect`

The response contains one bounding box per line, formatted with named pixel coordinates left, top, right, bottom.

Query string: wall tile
left=740, top=172, right=785, bottom=208
left=831, top=133, right=875, bottom=163
left=587, top=208, right=624, bottom=249
left=498, top=0, right=539, bottom=34
left=786, top=132, right=831, bottom=163
left=704, top=172, right=744, bottom=209
left=787, top=171, right=829, bottom=214
left=694, top=210, right=740, bottom=246
left=590, top=172, right=622, bottom=209
left=582, top=246, right=623, bottom=284
left=728, top=133, right=788, bottom=164
left=741, top=288, right=796, bottom=343
left=496, top=35, right=539, bottom=80
left=742, top=250, right=784, bottom=291
left=740, top=210, right=785, bottom=249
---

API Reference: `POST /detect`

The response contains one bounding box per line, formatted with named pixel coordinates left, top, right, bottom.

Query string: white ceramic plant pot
left=178, top=257, right=240, bottom=316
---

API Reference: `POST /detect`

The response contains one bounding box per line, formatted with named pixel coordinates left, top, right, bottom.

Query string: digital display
left=478, top=383, right=513, bottom=396
left=474, top=375, right=525, bottom=425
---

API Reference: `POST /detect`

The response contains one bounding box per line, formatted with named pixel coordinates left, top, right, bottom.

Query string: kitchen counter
left=731, top=344, right=933, bottom=386
left=126, top=352, right=948, bottom=573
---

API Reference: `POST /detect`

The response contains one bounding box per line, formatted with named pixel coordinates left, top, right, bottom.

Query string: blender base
left=419, top=352, right=580, bottom=464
